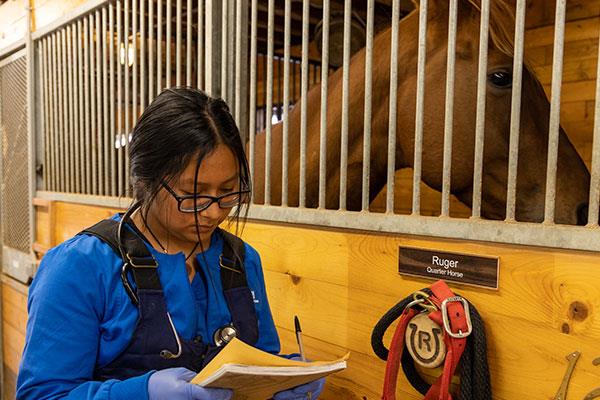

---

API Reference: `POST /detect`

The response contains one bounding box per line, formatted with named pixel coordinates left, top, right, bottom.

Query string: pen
left=294, top=316, right=312, bottom=400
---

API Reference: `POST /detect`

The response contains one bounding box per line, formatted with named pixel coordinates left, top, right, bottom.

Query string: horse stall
left=1, top=0, right=600, bottom=399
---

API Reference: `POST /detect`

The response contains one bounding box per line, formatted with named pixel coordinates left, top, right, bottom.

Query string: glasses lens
left=180, top=197, right=212, bottom=212
left=218, top=192, right=243, bottom=208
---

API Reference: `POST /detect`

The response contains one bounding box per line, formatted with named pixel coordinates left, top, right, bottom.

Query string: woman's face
left=150, top=143, right=242, bottom=247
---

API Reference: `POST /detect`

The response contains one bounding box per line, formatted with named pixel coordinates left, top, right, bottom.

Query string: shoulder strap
left=79, top=219, right=161, bottom=299
left=219, top=229, right=248, bottom=290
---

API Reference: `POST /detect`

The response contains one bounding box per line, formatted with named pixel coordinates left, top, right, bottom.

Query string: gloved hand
left=272, top=377, right=326, bottom=399
left=148, top=367, right=233, bottom=400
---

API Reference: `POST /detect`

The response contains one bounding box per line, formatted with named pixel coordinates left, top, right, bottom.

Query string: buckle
left=125, top=253, right=158, bottom=268
left=219, top=255, right=242, bottom=274
left=441, top=296, right=472, bottom=338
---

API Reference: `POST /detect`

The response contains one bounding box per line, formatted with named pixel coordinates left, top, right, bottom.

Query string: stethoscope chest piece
left=214, top=325, right=238, bottom=347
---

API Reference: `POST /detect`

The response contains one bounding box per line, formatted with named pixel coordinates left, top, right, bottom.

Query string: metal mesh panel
left=0, top=55, right=31, bottom=253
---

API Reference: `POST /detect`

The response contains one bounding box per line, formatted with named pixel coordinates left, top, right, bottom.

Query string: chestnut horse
left=251, top=0, right=591, bottom=225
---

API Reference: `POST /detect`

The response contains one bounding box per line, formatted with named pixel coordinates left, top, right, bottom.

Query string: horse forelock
left=464, top=0, right=516, bottom=58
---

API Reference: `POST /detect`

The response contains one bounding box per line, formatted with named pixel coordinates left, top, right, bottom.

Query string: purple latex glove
left=272, top=377, right=326, bottom=400
left=148, top=367, right=233, bottom=400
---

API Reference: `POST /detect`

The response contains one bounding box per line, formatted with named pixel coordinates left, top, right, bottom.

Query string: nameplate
left=398, top=246, right=499, bottom=289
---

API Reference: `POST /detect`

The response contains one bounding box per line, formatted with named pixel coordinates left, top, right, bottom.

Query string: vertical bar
left=176, top=0, right=182, bottom=86
left=264, top=0, right=274, bottom=204
left=281, top=0, right=291, bottom=205
left=90, top=14, right=98, bottom=195
left=319, top=0, right=330, bottom=209
left=299, top=0, right=309, bottom=207
left=117, top=0, right=124, bottom=196
left=157, top=0, right=163, bottom=92
left=234, top=0, right=243, bottom=124
left=186, top=0, right=192, bottom=86
left=471, top=0, right=491, bottom=218
left=71, top=24, right=80, bottom=194
left=77, top=21, right=85, bottom=194
left=51, top=34, right=59, bottom=191
left=59, top=29, right=67, bottom=193
left=166, top=0, right=172, bottom=88
left=249, top=0, right=257, bottom=196
left=83, top=18, right=91, bottom=194
left=132, top=0, right=138, bottom=126
left=412, top=0, right=427, bottom=215
left=66, top=26, right=75, bottom=194
left=110, top=3, right=116, bottom=196
left=149, top=0, right=154, bottom=101
left=544, top=0, right=567, bottom=224
left=386, top=0, right=401, bottom=214
left=140, top=0, right=146, bottom=112
left=221, top=0, right=228, bottom=101
left=103, top=7, right=110, bottom=196
left=588, top=27, right=600, bottom=226
left=440, top=0, right=458, bottom=217
left=505, top=0, right=526, bottom=221
left=339, top=0, right=351, bottom=210
left=125, top=0, right=131, bottom=194
left=204, top=0, right=213, bottom=94
left=197, top=0, right=204, bottom=89
left=227, top=0, right=235, bottom=105
left=96, top=11, right=104, bottom=196
left=42, top=38, right=50, bottom=190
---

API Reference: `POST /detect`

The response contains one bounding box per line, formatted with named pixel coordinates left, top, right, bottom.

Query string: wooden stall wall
left=2, top=200, right=599, bottom=399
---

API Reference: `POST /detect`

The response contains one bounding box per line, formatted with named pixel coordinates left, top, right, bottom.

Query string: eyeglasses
left=161, top=181, right=250, bottom=213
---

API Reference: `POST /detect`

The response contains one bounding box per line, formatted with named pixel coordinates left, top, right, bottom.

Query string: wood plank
left=3, top=365, right=17, bottom=400
left=2, top=282, right=28, bottom=335
left=534, top=57, right=598, bottom=84
left=53, top=202, right=120, bottom=245
left=526, top=17, right=600, bottom=49
left=526, top=0, right=600, bottom=29
left=2, top=321, right=25, bottom=376
left=544, top=80, right=597, bottom=102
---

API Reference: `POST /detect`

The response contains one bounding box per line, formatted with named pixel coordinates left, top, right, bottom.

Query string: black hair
left=129, top=87, right=251, bottom=233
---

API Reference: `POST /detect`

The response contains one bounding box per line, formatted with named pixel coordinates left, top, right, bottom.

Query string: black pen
left=294, top=316, right=312, bottom=399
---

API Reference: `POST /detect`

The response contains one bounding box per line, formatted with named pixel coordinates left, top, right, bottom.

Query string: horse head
left=395, top=0, right=591, bottom=224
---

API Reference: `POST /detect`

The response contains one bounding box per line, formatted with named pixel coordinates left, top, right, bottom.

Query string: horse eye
left=488, top=71, right=512, bottom=88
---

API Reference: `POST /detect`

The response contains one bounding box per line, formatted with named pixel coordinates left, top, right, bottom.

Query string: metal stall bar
left=505, top=0, right=526, bottom=221
left=440, top=0, right=458, bottom=217
left=204, top=0, right=213, bottom=95
left=412, top=0, right=428, bottom=215
left=221, top=0, right=228, bottom=101
left=319, top=0, right=330, bottom=209
left=110, top=3, right=116, bottom=196
left=124, top=0, right=131, bottom=194
left=471, top=0, right=491, bottom=218
left=299, top=0, right=309, bottom=208
left=249, top=0, right=257, bottom=194
left=90, top=14, right=98, bottom=195
left=264, top=0, right=275, bottom=205
left=42, top=38, right=51, bottom=190
left=339, top=0, right=351, bottom=211
left=186, top=0, right=192, bottom=86
left=227, top=0, right=235, bottom=105
left=51, top=34, right=58, bottom=191
left=71, top=23, right=81, bottom=194
left=588, top=24, right=600, bottom=226
left=166, top=0, right=172, bottom=88
left=176, top=0, right=182, bottom=86
left=386, top=0, right=400, bottom=214
left=544, top=0, right=567, bottom=224
left=132, top=0, right=138, bottom=126
left=149, top=0, right=154, bottom=101
left=77, top=20, right=85, bottom=194
left=103, top=7, right=110, bottom=196
left=59, top=29, right=67, bottom=193
left=117, top=0, right=124, bottom=196
left=234, top=0, right=243, bottom=125
left=140, top=0, right=146, bottom=111
left=67, top=25, right=75, bottom=194
left=197, top=0, right=204, bottom=89
left=361, top=0, right=374, bottom=211
left=96, top=10, right=104, bottom=196
left=157, top=0, right=162, bottom=92
left=281, top=0, right=291, bottom=206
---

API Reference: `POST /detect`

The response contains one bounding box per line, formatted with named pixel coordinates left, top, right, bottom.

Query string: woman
left=16, top=88, right=324, bottom=399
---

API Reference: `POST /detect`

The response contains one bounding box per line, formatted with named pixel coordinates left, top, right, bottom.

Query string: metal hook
left=160, top=312, right=182, bottom=359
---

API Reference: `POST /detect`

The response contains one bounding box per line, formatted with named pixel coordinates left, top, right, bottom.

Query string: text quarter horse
left=252, top=0, right=591, bottom=225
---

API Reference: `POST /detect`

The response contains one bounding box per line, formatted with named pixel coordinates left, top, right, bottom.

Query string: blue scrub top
left=16, top=215, right=280, bottom=400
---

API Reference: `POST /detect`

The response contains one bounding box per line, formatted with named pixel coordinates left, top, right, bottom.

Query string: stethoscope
left=117, top=202, right=238, bottom=359
left=117, top=201, right=182, bottom=359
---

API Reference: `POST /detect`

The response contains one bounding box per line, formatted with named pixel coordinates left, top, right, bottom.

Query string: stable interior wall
left=2, top=200, right=599, bottom=399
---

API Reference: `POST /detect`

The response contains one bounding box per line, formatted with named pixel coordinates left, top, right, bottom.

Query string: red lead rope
left=382, top=280, right=470, bottom=400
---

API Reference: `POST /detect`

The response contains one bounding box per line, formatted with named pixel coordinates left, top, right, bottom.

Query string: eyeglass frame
left=161, top=181, right=250, bottom=213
